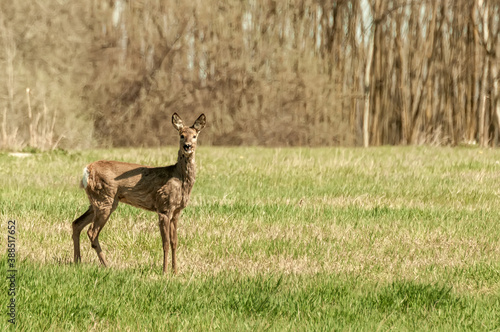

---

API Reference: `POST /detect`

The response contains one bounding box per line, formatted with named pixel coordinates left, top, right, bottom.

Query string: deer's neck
left=176, top=150, right=196, bottom=185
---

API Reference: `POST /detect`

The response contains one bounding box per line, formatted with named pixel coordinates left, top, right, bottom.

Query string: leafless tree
left=1, top=0, right=499, bottom=148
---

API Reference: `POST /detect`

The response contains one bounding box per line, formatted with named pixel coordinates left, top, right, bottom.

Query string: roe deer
left=72, top=113, right=206, bottom=274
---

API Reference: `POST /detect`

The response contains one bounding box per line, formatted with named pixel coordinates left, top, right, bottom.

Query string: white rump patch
left=82, top=167, right=89, bottom=189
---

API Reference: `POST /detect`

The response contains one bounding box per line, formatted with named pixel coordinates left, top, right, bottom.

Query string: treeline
left=1, top=0, right=499, bottom=149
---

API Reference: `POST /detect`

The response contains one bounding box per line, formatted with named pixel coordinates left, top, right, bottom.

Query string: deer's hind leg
left=72, top=206, right=94, bottom=263
left=87, top=200, right=118, bottom=267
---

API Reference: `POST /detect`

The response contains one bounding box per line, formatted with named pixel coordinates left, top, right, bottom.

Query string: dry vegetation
left=1, top=0, right=500, bottom=149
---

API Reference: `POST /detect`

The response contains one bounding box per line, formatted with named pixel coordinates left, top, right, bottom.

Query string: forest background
left=1, top=0, right=500, bottom=149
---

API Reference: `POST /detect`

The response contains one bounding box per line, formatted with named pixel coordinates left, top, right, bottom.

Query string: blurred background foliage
left=1, top=0, right=499, bottom=149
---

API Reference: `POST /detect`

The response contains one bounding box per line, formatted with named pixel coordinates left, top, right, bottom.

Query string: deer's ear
left=172, top=113, right=184, bottom=132
left=192, top=114, right=206, bottom=132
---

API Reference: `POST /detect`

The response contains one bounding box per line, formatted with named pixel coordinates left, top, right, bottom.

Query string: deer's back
left=84, top=160, right=182, bottom=212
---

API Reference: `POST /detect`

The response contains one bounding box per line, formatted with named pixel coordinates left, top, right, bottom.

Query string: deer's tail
left=80, top=166, right=90, bottom=189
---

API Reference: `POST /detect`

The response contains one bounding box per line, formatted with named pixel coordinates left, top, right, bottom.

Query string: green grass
left=1, top=146, right=500, bottom=330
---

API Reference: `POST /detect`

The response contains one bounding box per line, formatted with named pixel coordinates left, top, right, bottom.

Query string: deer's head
left=172, top=113, right=206, bottom=156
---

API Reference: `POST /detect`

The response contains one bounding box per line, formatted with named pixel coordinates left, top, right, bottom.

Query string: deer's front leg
left=158, top=212, right=172, bottom=274
left=170, top=209, right=181, bottom=275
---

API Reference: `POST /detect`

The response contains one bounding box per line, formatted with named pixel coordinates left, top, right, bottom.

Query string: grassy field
left=1, top=146, right=499, bottom=330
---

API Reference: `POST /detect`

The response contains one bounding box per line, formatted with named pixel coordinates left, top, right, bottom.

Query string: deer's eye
left=193, top=135, right=197, bottom=139
left=180, top=135, right=185, bottom=139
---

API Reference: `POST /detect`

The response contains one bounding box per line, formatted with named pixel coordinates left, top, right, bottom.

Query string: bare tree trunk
left=396, top=14, right=410, bottom=144
left=370, top=16, right=383, bottom=146
left=478, top=56, right=490, bottom=147
left=410, top=2, right=438, bottom=144
left=363, top=32, right=375, bottom=148
left=474, top=0, right=498, bottom=147
left=493, top=63, right=500, bottom=140
left=362, top=0, right=383, bottom=148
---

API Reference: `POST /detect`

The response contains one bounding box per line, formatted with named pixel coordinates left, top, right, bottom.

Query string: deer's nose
left=183, top=144, right=192, bottom=151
